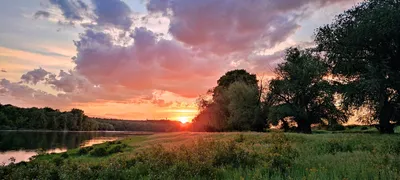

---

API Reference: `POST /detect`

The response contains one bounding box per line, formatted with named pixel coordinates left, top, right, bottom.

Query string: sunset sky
left=0, top=0, right=362, bottom=121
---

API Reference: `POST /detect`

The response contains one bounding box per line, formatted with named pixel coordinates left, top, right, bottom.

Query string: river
left=0, top=131, right=141, bottom=165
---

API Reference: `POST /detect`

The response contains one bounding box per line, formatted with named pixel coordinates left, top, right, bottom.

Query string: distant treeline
left=0, top=104, right=114, bottom=131
left=94, top=118, right=182, bottom=132
left=0, top=104, right=182, bottom=132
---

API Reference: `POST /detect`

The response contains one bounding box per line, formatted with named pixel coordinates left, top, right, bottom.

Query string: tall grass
left=1, top=132, right=400, bottom=179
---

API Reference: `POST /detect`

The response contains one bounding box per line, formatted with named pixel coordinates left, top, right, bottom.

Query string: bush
left=52, top=157, right=63, bottom=166
left=328, top=124, right=345, bottom=131
left=78, top=147, right=93, bottom=155
left=60, top=153, right=69, bottom=159
left=361, top=126, right=368, bottom=131
left=107, top=145, right=123, bottom=154
left=90, top=147, right=108, bottom=157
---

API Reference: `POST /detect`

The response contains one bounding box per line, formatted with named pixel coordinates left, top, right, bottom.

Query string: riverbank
left=0, top=129, right=155, bottom=135
left=1, top=132, right=400, bottom=179
left=0, top=131, right=149, bottom=165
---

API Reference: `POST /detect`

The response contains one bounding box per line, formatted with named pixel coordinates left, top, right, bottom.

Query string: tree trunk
left=282, top=120, right=290, bottom=132
left=297, top=120, right=312, bottom=134
left=378, top=100, right=394, bottom=134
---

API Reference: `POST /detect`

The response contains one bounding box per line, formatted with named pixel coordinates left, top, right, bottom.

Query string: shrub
left=78, top=148, right=87, bottom=155
left=52, top=157, right=63, bottom=166
left=328, top=124, right=345, bottom=131
left=90, top=147, right=108, bottom=157
left=60, top=153, right=69, bottom=159
left=78, top=147, right=91, bottom=155
left=107, top=141, right=116, bottom=145
left=361, top=126, right=368, bottom=131
left=107, top=145, right=123, bottom=154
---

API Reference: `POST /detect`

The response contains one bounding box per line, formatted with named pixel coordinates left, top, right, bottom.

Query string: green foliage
left=192, top=69, right=267, bottom=132
left=216, top=69, right=258, bottom=89
left=315, top=0, right=400, bottom=133
left=90, top=146, right=108, bottom=157
left=0, top=104, right=181, bottom=132
left=78, top=146, right=93, bottom=155
left=0, top=104, right=114, bottom=131
left=268, top=48, right=347, bottom=133
left=324, top=139, right=353, bottom=154
left=52, top=157, right=63, bottom=166
left=95, top=118, right=182, bottom=132
left=107, top=144, right=127, bottom=154
left=60, top=153, right=69, bottom=159
left=1, top=133, right=400, bottom=179
left=87, top=142, right=128, bottom=157
left=226, top=82, right=262, bottom=131
left=328, top=124, right=345, bottom=131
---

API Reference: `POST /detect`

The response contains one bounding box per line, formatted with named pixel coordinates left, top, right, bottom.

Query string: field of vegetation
left=1, top=131, right=400, bottom=180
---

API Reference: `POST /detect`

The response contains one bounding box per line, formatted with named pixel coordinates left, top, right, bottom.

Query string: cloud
left=2, top=68, right=157, bottom=108
left=34, top=11, right=51, bottom=19
left=74, top=27, right=224, bottom=98
left=0, top=79, right=68, bottom=107
left=151, top=99, right=174, bottom=108
left=248, top=50, right=286, bottom=74
left=246, top=41, right=316, bottom=74
left=46, top=70, right=93, bottom=93
left=39, top=0, right=134, bottom=30
left=48, top=0, right=89, bottom=22
left=20, top=68, right=50, bottom=85
left=91, top=0, right=133, bottom=30
left=146, top=0, right=347, bottom=55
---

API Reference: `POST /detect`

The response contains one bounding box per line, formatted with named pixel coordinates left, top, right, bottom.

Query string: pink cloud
left=74, top=27, right=225, bottom=98
left=1, top=0, right=362, bottom=119
left=147, top=0, right=351, bottom=55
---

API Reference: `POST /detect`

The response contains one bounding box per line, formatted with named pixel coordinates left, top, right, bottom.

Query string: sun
left=178, top=116, right=189, bottom=124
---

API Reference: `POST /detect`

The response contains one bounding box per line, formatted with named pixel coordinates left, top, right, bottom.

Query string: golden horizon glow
left=178, top=116, right=190, bottom=124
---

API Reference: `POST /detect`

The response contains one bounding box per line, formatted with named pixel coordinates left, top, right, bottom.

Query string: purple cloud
left=91, top=0, right=133, bottom=30
left=48, top=0, right=88, bottom=21
left=20, top=68, right=50, bottom=85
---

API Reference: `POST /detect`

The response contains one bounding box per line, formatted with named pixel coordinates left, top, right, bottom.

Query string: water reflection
left=0, top=131, right=132, bottom=165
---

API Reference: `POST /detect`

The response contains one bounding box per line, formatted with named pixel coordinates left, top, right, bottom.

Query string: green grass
left=1, top=132, right=400, bottom=179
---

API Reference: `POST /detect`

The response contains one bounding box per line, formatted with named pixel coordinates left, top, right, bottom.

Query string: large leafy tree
left=226, top=81, right=263, bottom=131
left=192, top=69, right=267, bottom=131
left=315, top=0, right=400, bottom=133
left=268, top=48, right=347, bottom=133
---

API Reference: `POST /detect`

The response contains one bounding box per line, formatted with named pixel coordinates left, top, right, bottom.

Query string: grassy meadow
left=1, top=131, right=400, bottom=180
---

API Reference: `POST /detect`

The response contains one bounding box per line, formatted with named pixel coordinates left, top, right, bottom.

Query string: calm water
left=0, top=131, right=134, bottom=165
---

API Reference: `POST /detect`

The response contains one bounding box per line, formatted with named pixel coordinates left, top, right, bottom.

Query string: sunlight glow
left=178, top=116, right=190, bottom=124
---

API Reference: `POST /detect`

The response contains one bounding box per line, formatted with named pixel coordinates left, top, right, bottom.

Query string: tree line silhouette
left=0, top=104, right=181, bottom=132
